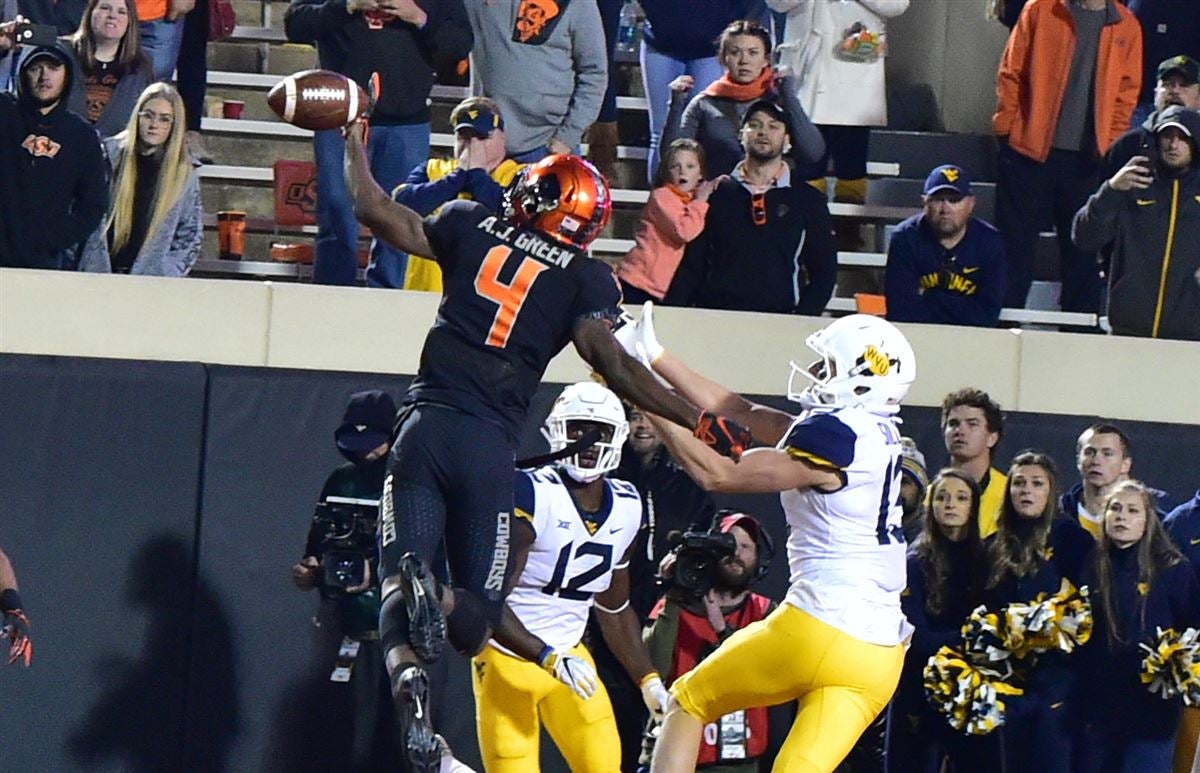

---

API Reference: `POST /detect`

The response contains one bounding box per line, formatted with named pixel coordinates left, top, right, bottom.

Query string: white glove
left=613, top=301, right=664, bottom=366
left=539, top=647, right=598, bottom=700
left=640, top=673, right=670, bottom=721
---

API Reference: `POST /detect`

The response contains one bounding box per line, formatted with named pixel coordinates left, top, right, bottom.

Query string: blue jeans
left=139, top=18, right=185, bottom=82
left=639, top=41, right=723, bottom=184
left=596, top=0, right=622, bottom=123
left=312, top=122, right=430, bottom=287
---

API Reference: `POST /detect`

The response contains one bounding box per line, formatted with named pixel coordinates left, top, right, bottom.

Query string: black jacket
left=667, top=175, right=837, bottom=315
left=1102, top=113, right=1155, bottom=181
left=0, top=45, right=108, bottom=270
left=284, top=0, right=472, bottom=125
left=1072, top=162, right=1200, bottom=341
left=16, top=0, right=88, bottom=34
left=613, top=446, right=716, bottom=621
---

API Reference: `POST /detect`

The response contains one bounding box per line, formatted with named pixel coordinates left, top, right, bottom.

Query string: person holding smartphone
left=1072, top=105, right=1200, bottom=341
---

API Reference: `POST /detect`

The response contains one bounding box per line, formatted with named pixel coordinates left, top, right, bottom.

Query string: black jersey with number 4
left=407, top=200, right=622, bottom=442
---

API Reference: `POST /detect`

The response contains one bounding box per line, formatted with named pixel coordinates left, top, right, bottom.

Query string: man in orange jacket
left=992, top=0, right=1142, bottom=315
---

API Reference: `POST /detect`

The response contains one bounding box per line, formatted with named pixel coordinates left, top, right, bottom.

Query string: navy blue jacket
left=898, top=545, right=987, bottom=709
left=393, top=165, right=505, bottom=216
left=1061, top=481, right=1174, bottom=531
left=1076, top=545, right=1200, bottom=738
left=640, top=0, right=765, bottom=61
left=1164, top=491, right=1200, bottom=570
left=884, top=214, right=1007, bottom=327
left=983, top=518, right=1093, bottom=692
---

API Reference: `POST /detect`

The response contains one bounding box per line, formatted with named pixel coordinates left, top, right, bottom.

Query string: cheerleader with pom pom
left=982, top=451, right=1091, bottom=773
left=1074, top=480, right=1200, bottom=773
left=889, top=469, right=1002, bottom=772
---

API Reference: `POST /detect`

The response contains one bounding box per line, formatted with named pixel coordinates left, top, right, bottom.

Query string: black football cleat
left=398, top=552, right=446, bottom=664
left=394, top=665, right=441, bottom=773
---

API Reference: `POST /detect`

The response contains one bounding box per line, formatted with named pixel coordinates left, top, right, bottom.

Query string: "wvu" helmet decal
left=858, top=345, right=897, bottom=376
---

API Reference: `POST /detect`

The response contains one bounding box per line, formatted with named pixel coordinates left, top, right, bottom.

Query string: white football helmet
left=542, top=382, right=630, bottom=483
left=786, top=314, right=916, bottom=416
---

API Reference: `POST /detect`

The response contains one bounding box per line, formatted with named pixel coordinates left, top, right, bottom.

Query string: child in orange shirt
left=617, top=139, right=724, bottom=304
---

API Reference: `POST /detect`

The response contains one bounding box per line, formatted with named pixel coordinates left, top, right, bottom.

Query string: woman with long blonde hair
left=79, top=82, right=201, bottom=275
left=1075, top=480, right=1200, bottom=772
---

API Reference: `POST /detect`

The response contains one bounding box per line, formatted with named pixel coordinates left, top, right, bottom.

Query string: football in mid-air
left=266, top=69, right=368, bottom=131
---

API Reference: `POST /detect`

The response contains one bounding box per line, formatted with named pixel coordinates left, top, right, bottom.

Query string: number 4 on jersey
left=474, top=245, right=549, bottom=347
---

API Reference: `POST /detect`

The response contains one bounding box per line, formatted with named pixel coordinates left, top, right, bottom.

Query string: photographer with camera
left=641, top=511, right=776, bottom=771
left=291, top=389, right=397, bottom=771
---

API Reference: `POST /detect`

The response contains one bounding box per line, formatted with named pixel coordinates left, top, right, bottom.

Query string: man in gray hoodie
left=464, top=0, right=607, bottom=163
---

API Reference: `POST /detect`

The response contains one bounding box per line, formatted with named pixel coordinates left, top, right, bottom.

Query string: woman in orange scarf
left=660, top=19, right=823, bottom=178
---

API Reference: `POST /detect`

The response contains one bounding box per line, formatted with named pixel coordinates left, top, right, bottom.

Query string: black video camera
left=669, top=529, right=737, bottom=596
left=311, top=496, right=379, bottom=598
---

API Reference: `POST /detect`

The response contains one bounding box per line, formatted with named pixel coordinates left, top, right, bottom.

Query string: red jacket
left=993, top=0, right=1142, bottom=162
left=649, top=593, right=774, bottom=766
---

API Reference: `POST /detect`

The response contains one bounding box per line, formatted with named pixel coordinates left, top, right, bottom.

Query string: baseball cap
left=898, top=437, right=929, bottom=492
left=1158, top=55, right=1200, bottom=85
left=23, top=46, right=69, bottom=68
left=740, top=99, right=789, bottom=128
left=334, top=390, right=397, bottom=456
left=1153, top=104, right=1200, bottom=139
left=718, top=511, right=762, bottom=541
left=453, top=106, right=504, bottom=137
left=923, top=164, right=972, bottom=197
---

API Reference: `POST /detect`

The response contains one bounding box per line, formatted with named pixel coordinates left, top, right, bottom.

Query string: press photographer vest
left=671, top=595, right=772, bottom=764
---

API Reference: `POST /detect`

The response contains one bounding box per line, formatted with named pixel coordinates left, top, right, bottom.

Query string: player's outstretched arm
left=343, top=121, right=435, bottom=257
left=0, top=548, right=31, bottom=667
left=648, top=416, right=840, bottom=495
left=574, top=318, right=753, bottom=460
left=594, top=556, right=669, bottom=720
left=616, top=302, right=792, bottom=446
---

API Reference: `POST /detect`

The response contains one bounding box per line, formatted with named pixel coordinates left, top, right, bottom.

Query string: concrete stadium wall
left=3, top=269, right=1198, bottom=426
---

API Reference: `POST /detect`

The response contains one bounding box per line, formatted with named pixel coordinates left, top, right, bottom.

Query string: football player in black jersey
left=344, top=122, right=752, bottom=772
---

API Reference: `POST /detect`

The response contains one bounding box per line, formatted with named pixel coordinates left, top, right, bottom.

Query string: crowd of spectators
left=1, top=0, right=1197, bottom=338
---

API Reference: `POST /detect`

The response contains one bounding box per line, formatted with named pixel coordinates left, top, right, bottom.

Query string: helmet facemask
left=785, top=315, right=915, bottom=416
left=501, top=155, right=611, bottom=250
left=541, top=383, right=629, bottom=483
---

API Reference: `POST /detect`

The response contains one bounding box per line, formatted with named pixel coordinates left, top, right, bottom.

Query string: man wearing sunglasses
left=667, top=99, right=837, bottom=318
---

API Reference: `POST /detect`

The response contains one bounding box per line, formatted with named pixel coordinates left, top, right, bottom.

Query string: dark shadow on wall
left=68, top=535, right=239, bottom=772
left=261, top=609, right=358, bottom=772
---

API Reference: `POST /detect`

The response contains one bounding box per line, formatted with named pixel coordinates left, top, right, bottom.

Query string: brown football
left=266, top=69, right=369, bottom=131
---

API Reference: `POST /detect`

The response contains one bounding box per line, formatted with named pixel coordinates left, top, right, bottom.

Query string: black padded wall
left=1, top=353, right=1197, bottom=771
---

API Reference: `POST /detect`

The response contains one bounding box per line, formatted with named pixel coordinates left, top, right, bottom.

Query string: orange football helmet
left=503, top=154, right=612, bottom=250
